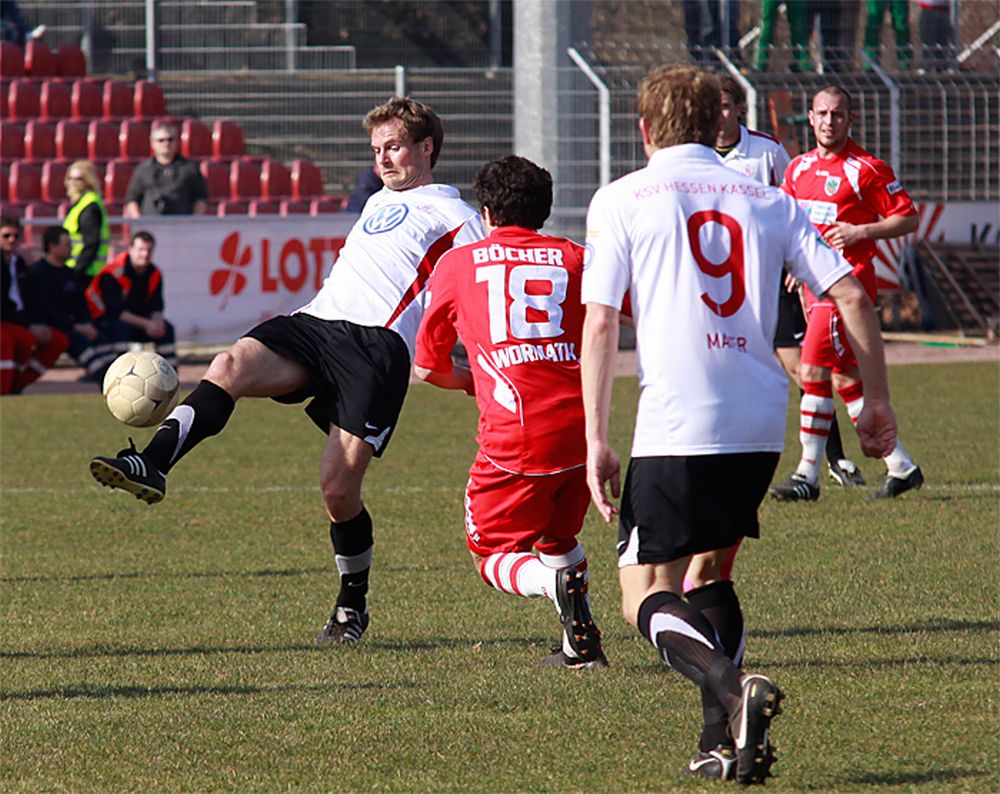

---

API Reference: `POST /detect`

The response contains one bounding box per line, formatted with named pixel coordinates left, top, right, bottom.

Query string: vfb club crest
left=824, top=176, right=842, bottom=196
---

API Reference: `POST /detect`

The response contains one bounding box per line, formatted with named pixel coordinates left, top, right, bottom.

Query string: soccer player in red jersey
left=414, top=156, right=607, bottom=669
left=771, top=85, right=924, bottom=501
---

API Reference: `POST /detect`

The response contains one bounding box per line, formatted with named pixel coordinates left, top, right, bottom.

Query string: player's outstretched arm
left=581, top=303, right=622, bottom=522
left=825, top=275, right=898, bottom=458
left=413, top=363, right=475, bottom=396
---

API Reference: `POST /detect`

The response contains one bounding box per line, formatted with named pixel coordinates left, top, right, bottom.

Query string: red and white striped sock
left=796, top=381, right=835, bottom=483
left=479, top=553, right=557, bottom=601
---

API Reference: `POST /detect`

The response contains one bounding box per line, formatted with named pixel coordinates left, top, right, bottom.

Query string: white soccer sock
left=884, top=442, right=916, bottom=476
left=479, top=552, right=557, bottom=600
left=795, top=392, right=835, bottom=483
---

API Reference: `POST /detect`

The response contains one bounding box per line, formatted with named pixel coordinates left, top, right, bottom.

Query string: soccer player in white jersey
left=414, top=156, right=607, bottom=669
left=716, top=74, right=864, bottom=492
left=90, top=98, right=484, bottom=645
left=580, top=65, right=899, bottom=785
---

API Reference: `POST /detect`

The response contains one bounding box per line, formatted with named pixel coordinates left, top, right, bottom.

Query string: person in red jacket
left=85, top=230, right=176, bottom=382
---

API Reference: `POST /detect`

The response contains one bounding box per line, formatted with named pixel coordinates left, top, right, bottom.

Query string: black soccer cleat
left=684, top=744, right=737, bottom=781
left=89, top=439, right=166, bottom=505
left=555, top=566, right=606, bottom=666
left=768, top=474, right=820, bottom=502
left=533, top=647, right=609, bottom=670
left=730, top=674, right=784, bottom=785
left=828, top=459, right=866, bottom=488
left=871, top=466, right=924, bottom=499
left=316, top=606, right=370, bottom=646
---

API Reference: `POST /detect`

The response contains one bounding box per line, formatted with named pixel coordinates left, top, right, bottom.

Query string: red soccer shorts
left=801, top=302, right=857, bottom=374
left=463, top=452, right=590, bottom=557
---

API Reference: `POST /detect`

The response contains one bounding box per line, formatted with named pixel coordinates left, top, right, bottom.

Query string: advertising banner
left=135, top=215, right=358, bottom=344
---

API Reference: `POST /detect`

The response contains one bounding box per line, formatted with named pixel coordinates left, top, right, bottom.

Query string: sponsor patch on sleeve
left=886, top=180, right=904, bottom=195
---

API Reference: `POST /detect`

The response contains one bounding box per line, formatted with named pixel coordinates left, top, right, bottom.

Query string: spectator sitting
left=124, top=121, right=209, bottom=217
left=85, top=230, right=177, bottom=379
left=26, top=225, right=105, bottom=385
left=2, top=216, right=69, bottom=394
left=63, top=160, right=110, bottom=292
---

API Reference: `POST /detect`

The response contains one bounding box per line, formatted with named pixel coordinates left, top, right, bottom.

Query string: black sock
left=825, top=411, right=846, bottom=464
left=331, top=507, right=373, bottom=611
left=142, top=380, right=235, bottom=473
left=637, top=591, right=742, bottom=716
left=687, top=581, right=746, bottom=750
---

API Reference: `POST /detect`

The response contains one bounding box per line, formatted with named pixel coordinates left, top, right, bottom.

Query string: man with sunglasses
left=124, top=121, right=209, bottom=218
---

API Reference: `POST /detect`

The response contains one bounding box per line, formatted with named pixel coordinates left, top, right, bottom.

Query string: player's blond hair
left=638, top=65, right=721, bottom=148
left=363, top=97, right=444, bottom=168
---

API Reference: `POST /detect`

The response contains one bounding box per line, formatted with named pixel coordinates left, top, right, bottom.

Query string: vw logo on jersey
left=363, top=204, right=409, bottom=234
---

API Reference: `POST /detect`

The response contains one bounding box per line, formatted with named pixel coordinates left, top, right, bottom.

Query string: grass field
left=2, top=361, right=997, bottom=792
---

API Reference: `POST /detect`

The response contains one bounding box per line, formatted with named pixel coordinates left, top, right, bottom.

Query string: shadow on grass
left=846, top=768, right=991, bottom=787
left=0, top=566, right=329, bottom=584
left=752, top=617, right=997, bottom=640
left=1, top=635, right=552, bottom=661
left=1, top=680, right=408, bottom=702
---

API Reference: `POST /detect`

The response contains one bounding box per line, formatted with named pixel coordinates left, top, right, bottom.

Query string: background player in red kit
left=414, top=156, right=607, bottom=669
left=771, top=85, right=923, bottom=502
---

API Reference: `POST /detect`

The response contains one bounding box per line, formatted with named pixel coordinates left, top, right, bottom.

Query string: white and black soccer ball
left=102, top=351, right=180, bottom=427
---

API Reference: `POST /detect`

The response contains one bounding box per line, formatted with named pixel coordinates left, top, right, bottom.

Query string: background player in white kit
left=414, top=155, right=606, bottom=669
left=90, top=98, right=484, bottom=645
left=580, top=66, right=899, bottom=785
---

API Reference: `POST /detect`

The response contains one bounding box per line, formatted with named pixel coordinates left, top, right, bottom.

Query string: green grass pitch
left=1, top=361, right=997, bottom=792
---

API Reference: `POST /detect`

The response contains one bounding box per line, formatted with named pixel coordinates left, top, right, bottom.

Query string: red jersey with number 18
left=414, top=226, right=586, bottom=475
left=782, top=139, right=915, bottom=300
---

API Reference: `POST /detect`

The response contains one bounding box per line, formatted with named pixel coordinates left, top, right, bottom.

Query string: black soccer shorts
left=617, top=452, right=780, bottom=565
left=245, top=313, right=410, bottom=457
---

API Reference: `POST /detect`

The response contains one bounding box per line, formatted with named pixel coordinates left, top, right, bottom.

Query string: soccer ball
left=103, top=351, right=180, bottom=427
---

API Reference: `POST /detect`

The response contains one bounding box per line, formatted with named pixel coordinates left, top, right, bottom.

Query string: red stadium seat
left=41, top=160, right=69, bottom=203
left=104, top=160, right=136, bottom=203
left=9, top=162, right=42, bottom=204
left=248, top=199, right=280, bottom=216
left=8, top=79, right=40, bottom=120
left=22, top=202, right=58, bottom=245
left=0, top=164, right=9, bottom=202
left=39, top=79, right=71, bottom=120
left=260, top=159, right=291, bottom=199
left=310, top=196, right=344, bottom=214
left=181, top=118, right=211, bottom=158
left=200, top=160, right=229, bottom=200
left=279, top=198, right=311, bottom=216
left=212, top=120, right=244, bottom=158
left=55, top=120, right=88, bottom=160
left=133, top=80, right=166, bottom=118
left=119, top=119, right=150, bottom=159
left=23, top=40, right=56, bottom=77
left=102, top=80, right=133, bottom=119
left=56, top=43, right=88, bottom=77
left=217, top=199, right=249, bottom=216
left=0, top=41, right=23, bottom=79
left=291, top=159, right=324, bottom=199
left=229, top=159, right=260, bottom=199
left=1, top=121, right=26, bottom=160
left=24, top=120, right=56, bottom=161
left=71, top=79, right=102, bottom=120
left=87, top=120, right=119, bottom=161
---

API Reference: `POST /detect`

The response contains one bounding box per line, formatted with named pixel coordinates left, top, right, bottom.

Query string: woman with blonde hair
left=62, top=160, right=110, bottom=284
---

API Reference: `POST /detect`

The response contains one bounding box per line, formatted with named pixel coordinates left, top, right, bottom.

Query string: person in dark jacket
left=86, top=230, right=176, bottom=379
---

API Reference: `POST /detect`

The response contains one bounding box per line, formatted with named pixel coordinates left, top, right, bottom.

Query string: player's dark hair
left=473, top=156, right=552, bottom=230
left=42, top=225, right=68, bottom=252
left=717, top=74, right=745, bottom=107
left=638, top=65, right=721, bottom=148
left=363, top=97, right=445, bottom=168
left=0, top=215, right=21, bottom=231
left=130, top=230, right=156, bottom=246
left=814, top=85, right=853, bottom=113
